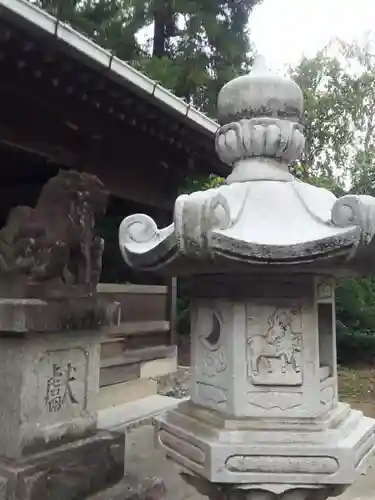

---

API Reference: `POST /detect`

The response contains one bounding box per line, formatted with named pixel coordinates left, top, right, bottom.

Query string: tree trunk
left=152, top=4, right=166, bottom=58
left=152, top=0, right=177, bottom=58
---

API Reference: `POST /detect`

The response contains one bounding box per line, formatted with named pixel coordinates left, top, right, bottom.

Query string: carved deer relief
left=247, top=307, right=302, bottom=386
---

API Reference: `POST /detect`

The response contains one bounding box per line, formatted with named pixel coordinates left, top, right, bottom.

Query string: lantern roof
left=217, top=55, right=303, bottom=126
left=119, top=57, right=375, bottom=277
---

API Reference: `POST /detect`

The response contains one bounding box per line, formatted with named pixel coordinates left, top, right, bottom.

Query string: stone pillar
left=0, top=299, right=126, bottom=500
left=0, top=170, right=166, bottom=499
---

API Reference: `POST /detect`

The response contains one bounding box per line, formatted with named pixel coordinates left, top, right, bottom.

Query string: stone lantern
left=118, top=57, right=375, bottom=500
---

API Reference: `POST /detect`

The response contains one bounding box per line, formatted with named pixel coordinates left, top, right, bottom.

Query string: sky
left=249, top=0, right=375, bottom=71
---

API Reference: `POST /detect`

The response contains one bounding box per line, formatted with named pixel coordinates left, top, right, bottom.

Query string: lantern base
left=179, top=473, right=346, bottom=500
left=155, top=400, right=375, bottom=488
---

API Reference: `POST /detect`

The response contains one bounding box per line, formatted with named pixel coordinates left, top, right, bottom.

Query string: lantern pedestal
left=155, top=274, right=375, bottom=498
left=157, top=402, right=374, bottom=490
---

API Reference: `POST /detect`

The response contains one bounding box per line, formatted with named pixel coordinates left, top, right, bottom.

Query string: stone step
left=97, top=394, right=184, bottom=430
left=101, top=345, right=176, bottom=368
left=0, top=430, right=125, bottom=500
left=100, top=361, right=140, bottom=387
left=101, top=321, right=171, bottom=359
left=108, top=320, right=170, bottom=337
left=94, top=379, right=158, bottom=411
left=99, top=346, right=177, bottom=387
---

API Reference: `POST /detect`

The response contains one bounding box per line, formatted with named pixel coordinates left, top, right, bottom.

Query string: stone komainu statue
left=0, top=169, right=108, bottom=296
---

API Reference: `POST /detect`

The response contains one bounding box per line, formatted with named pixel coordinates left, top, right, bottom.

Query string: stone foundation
left=0, top=430, right=124, bottom=500
left=0, top=300, right=128, bottom=500
left=156, top=400, right=375, bottom=488
left=180, top=473, right=346, bottom=499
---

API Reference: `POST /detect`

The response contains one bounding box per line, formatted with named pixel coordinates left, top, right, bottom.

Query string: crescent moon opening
left=199, top=312, right=221, bottom=350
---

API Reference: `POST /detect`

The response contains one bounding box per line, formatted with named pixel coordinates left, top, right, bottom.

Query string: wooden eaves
left=0, top=0, right=229, bottom=210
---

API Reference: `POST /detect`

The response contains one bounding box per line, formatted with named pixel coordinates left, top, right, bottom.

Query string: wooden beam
left=0, top=122, right=78, bottom=167
left=102, top=345, right=176, bottom=366
left=0, top=90, right=176, bottom=209
left=99, top=363, right=140, bottom=387
left=0, top=26, right=229, bottom=177
left=98, top=283, right=168, bottom=295
left=105, top=321, right=171, bottom=337
left=0, top=75, right=189, bottom=177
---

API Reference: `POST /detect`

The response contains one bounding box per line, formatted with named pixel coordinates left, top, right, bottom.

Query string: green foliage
left=32, top=0, right=150, bottom=61
left=291, top=41, right=375, bottom=365
left=291, top=50, right=355, bottom=187
left=337, top=328, right=375, bottom=366
left=290, top=39, right=375, bottom=195
left=336, top=278, right=375, bottom=335
left=179, top=173, right=225, bottom=195
left=135, top=55, right=181, bottom=91
left=336, top=279, right=375, bottom=364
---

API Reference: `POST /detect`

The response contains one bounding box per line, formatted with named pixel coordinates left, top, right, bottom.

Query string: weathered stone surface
left=217, top=55, right=304, bottom=126
left=0, top=329, right=104, bottom=459
left=181, top=473, right=344, bottom=500
left=187, top=275, right=337, bottom=418
left=0, top=430, right=124, bottom=500
left=87, top=474, right=167, bottom=500
left=118, top=62, right=375, bottom=277
left=119, top=55, right=375, bottom=500
left=0, top=169, right=108, bottom=299
left=0, top=297, right=120, bottom=333
left=212, top=487, right=340, bottom=500
left=0, top=477, right=7, bottom=500
left=0, top=170, right=126, bottom=500
left=157, top=401, right=375, bottom=486
left=156, top=276, right=375, bottom=486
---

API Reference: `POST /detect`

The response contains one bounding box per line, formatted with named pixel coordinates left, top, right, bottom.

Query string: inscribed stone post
left=0, top=170, right=125, bottom=500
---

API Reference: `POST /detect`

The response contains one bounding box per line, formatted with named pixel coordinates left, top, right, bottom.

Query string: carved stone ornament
left=119, top=56, right=375, bottom=276
left=0, top=169, right=108, bottom=298
left=247, top=306, right=302, bottom=386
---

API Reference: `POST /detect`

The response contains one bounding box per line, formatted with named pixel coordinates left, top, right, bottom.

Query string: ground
left=130, top=365, right=375, bottom=500
left=338, top=366, right=375, bottom=417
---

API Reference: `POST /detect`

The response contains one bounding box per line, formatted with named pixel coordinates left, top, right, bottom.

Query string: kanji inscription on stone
left=45, top=363, right=79, bottom=413
left=39, top=348, right=88, bottom=416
